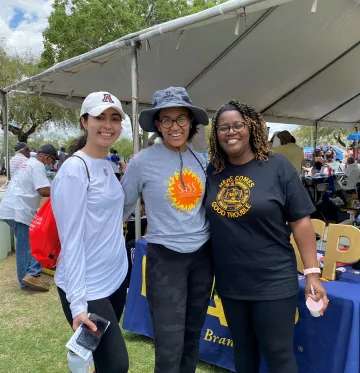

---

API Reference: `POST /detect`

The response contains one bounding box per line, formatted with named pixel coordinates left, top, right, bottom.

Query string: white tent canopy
left=3, top=0, right=360, bottom=129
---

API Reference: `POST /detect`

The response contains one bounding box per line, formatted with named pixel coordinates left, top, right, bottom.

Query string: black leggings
left=146, top=240, right=214, bottom=373
left=58, top=281, right=129, bottom=373
left=221, top=295, right=298, bottom=373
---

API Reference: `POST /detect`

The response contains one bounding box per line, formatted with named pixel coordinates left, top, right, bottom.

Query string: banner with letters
left=123, top=238, right=360, bottom=373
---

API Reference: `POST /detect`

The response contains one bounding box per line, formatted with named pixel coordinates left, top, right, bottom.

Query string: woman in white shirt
left=51, top=92, right=129, bottom=373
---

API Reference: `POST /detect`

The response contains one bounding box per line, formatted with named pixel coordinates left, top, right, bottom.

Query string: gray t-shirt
left=121, top=144, right=210, bottom=253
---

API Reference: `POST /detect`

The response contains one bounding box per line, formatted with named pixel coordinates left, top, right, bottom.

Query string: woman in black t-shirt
left=314, top=149, right=325, bottom=171
left=205, top=100, right=328, bottom=373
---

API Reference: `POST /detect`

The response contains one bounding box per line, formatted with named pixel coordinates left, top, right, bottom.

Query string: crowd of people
left=0, top=88, right=329, bottom=373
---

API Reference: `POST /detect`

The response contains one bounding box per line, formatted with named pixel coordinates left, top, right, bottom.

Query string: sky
left=0, top=0, right=54, bottom=56
left=0, top=1, right=297, bottom=140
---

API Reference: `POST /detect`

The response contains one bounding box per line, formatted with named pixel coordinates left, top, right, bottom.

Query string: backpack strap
left=71, top=155, right=90, bottom=188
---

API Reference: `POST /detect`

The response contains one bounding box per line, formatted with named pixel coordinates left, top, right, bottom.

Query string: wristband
left=304, top=268, right=321, bottom=276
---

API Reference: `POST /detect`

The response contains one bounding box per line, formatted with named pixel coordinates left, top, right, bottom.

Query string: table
left=123, top=239, right=360, bottom=373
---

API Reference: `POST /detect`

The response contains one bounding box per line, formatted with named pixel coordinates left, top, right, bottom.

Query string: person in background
left=343, top=157, right=360, bottom=191
left=205, top=100, right=328, bottom=373
left=57, top=146, right=67, bottom=169
left=106, top=147, right=114, bottom=161
left=121, top=87, right=213, bottom=373
left=273, top=130, right=304, bottom=175
left=314, top=149, right=325, bottom=172
left=29, top=148, right=37, bottom=158
left=343, top=148, right=354, bottom=163
left=111, top=149, right=120, bottom=166
left=268, top=131, right=280, bottom=148
left=0, top=144, right=58, bottom=291
left=51, top=92, right=129, bottom=373
left=327, top=146, right=336, bottom=158
left=10, top=142, right=30, bottom=178
left=108, top=159, right=121, bottom=180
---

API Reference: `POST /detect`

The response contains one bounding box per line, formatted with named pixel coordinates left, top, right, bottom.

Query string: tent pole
left=313, top=121, right=318, bottom=162
left=1, top=91, right=10, bottom=182
left=355, top=124, right=359, bottom=160
left=131, top=42, right=142, bottom=241
left=1, top=91, right=15, bottom=253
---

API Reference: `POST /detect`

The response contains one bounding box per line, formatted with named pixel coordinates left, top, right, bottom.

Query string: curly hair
left=209, top=100, right=272, bottom=174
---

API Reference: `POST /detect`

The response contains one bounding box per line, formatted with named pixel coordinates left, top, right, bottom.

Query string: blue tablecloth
left=123, top=239, right=360, bottom=372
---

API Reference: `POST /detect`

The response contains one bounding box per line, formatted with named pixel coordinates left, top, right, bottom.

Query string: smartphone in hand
left=76, top=313, right=110, bottom=351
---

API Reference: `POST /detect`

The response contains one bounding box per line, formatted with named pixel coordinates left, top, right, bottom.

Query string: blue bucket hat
left=139, top=87, right=209, bottom=132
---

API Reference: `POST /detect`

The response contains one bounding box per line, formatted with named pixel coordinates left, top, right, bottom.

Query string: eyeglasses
left=159, top=115, right=190, bottom=129
left=216, top=122, right=246, bottom=135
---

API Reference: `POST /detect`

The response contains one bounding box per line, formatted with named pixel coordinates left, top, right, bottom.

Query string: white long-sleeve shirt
left=51, top=151, right=128, bottom=318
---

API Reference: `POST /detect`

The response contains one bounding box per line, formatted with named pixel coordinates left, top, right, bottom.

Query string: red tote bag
left=29, top=198, right=61, bottom=268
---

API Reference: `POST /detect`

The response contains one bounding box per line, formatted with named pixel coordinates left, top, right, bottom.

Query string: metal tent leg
left=1, top=91, right=15, bottom=253
left=131, top=42, right=142, bottom=241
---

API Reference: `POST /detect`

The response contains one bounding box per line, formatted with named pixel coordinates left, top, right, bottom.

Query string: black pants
left=221, top=295, right=298, bottom=373
left=58, top=281, right=129, bottom=373
left=146, top=240, right=214, bottom=373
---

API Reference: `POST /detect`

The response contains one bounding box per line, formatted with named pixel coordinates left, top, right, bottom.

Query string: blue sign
left=123, top=239, right=360, bottom=372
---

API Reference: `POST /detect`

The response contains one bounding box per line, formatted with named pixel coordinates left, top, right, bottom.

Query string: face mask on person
left=44, top=156, right=53, bottom=171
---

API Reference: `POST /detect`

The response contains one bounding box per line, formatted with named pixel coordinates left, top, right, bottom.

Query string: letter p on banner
left=322, top=224, right=360, bottom=280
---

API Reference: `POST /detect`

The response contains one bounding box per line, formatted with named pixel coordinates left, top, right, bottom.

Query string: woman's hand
left=72, top=312, right=97, bottom=332
left=305, top=275, right=329, bottom=315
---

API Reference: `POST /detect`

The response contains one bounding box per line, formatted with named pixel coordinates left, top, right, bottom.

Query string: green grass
left=0, top=253, right=228, bottom=373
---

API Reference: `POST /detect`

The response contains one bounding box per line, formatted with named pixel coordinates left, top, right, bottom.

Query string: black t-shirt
left=204, top=154, right=315, bottom=301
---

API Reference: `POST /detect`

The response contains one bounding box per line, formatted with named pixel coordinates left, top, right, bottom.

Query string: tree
left=291, top=125, right=353, bottom=148
left=113, top=137, right=134, bottom=159
left=40, top=0, right=225, bottom=68
left=0, top=42, right=78, bottom=142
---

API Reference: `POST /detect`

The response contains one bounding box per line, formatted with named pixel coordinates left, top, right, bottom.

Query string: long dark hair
left=69, top=114, right=89, bottom=156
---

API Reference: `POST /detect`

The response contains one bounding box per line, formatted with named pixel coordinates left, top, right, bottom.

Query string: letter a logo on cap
left=102, top=94, right=114, bottom=104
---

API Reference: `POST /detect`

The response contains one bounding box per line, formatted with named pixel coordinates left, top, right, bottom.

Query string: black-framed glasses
left=159, top=115, right=190, bottom=129
left=216, top=122, right=246, bottom=135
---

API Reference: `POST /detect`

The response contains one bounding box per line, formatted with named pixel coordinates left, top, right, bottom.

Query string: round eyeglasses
left=159, top=115, right=190, bottom=129
left=216, top=122, right=246, bottom=135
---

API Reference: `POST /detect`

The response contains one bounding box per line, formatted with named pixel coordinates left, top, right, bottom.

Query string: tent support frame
left=313, top=120, right=318, bottom=162
left=261, top=40, right=360, bottom=114
left=355, top=124, right=359, bottom=160
left=1, top=91, right=10, bottom=182
left=1, top=91, right=15, bottom=253
left=317, top=92, right=360, bottom=122
left=131, top=43, right=142, bottom=241
left=186, top=7, right=276, bottom=90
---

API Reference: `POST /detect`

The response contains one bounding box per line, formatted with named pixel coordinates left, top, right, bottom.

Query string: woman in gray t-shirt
left=121, top=87, right=213, bottom=373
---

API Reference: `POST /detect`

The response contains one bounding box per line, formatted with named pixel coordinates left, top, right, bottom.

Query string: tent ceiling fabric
left=3, top=0, right=360, bottom=128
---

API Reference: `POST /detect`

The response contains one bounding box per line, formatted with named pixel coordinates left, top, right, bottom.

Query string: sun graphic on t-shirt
left=165, top=168, right=203, bottom=212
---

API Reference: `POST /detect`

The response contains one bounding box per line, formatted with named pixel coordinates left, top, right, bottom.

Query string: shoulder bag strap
left=71, top=155, right=90, bottom=188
